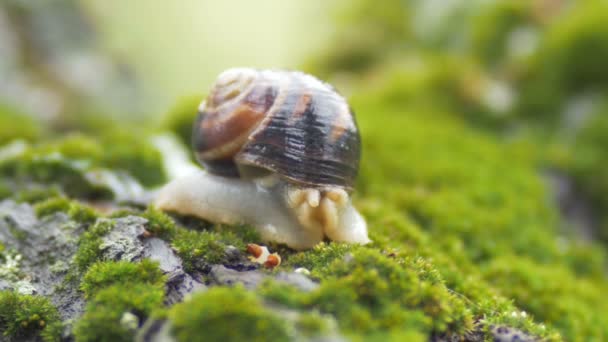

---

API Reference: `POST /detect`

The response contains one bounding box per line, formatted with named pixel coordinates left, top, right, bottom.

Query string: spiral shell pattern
left=193, top=68, right=360, bottom=190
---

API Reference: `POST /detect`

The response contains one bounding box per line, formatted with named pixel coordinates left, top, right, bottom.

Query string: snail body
left=155, top=68, right=369, bottom=250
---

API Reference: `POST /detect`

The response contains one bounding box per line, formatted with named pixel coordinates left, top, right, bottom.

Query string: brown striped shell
left=192, top=68, right=361, bottom=191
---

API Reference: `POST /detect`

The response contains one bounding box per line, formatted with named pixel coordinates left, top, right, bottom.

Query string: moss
left=35, top=197, right=98, bottom=224
left=141, top=207, right=178, bottom=240
left=160, top=95, right=202, bottom=149
left=516, top=1, right=608, bottom=120
left=561, top=111, right=608, bottom=243
left=74, top=283, right=164, bottom=342
left=346, top=99, right=600, bottom=339
left=80, top=260, right=165, bottom=299
left=0, top=136, right=113, bottom=199
left=295, top=311, right=331, bottom=337
left=263, top=248, right=473, bottom=337
left=98, top=129, right=165, bottom=187
left=171, top=221, right=261, bottom=272
left=0, top=132, right=165, bottom=199
left=0, top=291, right=63, bottom=342
left=168, top=286, right=291, bottom=342
left=0, top=181, right=10, bottom=200
left=469, top=1, right=536, bottom=67
left=305, top=0, right=411, bottom=77
left=73, top=220, right=115, bottom=272
left=107, top=208, right=141, bottom=219
left=172, top=229, right=235, bottom=272
left=74, top=259, right=165, bottom=341
left=0, top=103, right=42, bottom=145
left=284, top=242, right=355, bottom=278
left=34, top=197, right=71, bottom=218
left=483, top=256, right=608, bottom=340
left=14, top=186, right=62, bottom=204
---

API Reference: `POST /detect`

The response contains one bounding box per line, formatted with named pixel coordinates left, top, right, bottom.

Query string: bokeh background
left=2, top=0, right=608, bottom=340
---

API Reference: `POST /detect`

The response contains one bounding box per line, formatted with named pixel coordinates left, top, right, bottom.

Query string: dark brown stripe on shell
left=235, top=72, right=360, bottom=189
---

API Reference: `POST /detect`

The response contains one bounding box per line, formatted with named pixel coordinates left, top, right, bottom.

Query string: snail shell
left=192, top=68, right=361, bottom=191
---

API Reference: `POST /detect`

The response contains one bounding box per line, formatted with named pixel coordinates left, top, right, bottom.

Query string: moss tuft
left=172, top=229, right=231, bottom=272
left=171, top=222, right=261, bottom=272
left=74, top=259, right=166, bottom=342
left=284, top=242, right=356, bottom=278
left=0, top=104, right=42, bottom=145
left=141, top=207, right=178, bottom=240
left=73, top=220, right=115, bottom=272
left=74, top=283, right=164, bottom=342
left=168, top=286, right=291, bottom=342
left=35, top=197, right=98, bottom=224
left=80, top=259, right=166, bottom=299
left=295, top=311, right=331, bottom=337
left=0, top=291, right=63, bottom=342
left=14, top=186, right=62, bottom=204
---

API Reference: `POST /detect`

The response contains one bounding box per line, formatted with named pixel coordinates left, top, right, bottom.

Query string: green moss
left=0, top=132, right=165, bottom=199
left=0, top=291, right=63, bottom=342
left=73, top=220, right=115, bottom=272
left=284, top=242, right=355, bottom=278
left=34, top=197, right=71, bottom=217
left=74, top=259, right=165, bottom=341
left=168, top=286, right=291, bottom=342
left=0, top=181, right=10, bottom=200
left=80, top=260, right=165, bottom=299
left=295, top=312, right=331, bottom=337
left=517, top=2, right=608, bottom=120
left=161, top=95, right=202, bottom=149
left=172, top=229, right=234, bottom=272
left=98, top=129, right=165, bottom=187
left=263, top=248, right=473, bottom=337
left=562, top=111, right=608, bottom=243
left=171, top=221, right=261, bottom=272
left=0, top=103, right=42, bottom=145
left=469, top=1, right=535, bottom=67
left=346, top=99, right=600, bottom=338
left=14, top=186, right=62, bottom=204
left=0, top=137, right=113, bottom=199
left=35, top=197, right=98, bottom=224
left=141, top=207, right=178, bottom=240
left=483, top=256, right=608, bottom=340
left=74, top=283, right=164, bottom=342
left=305, top=0, right=411, bottom=76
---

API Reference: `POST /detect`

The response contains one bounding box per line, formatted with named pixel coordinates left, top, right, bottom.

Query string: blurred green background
left=82, top=0, right=333, bottom=114
left=3, top=0, right=608, bottom=341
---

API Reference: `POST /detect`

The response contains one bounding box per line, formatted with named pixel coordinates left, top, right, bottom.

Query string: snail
left=154, top=68, right=369, bottom=250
